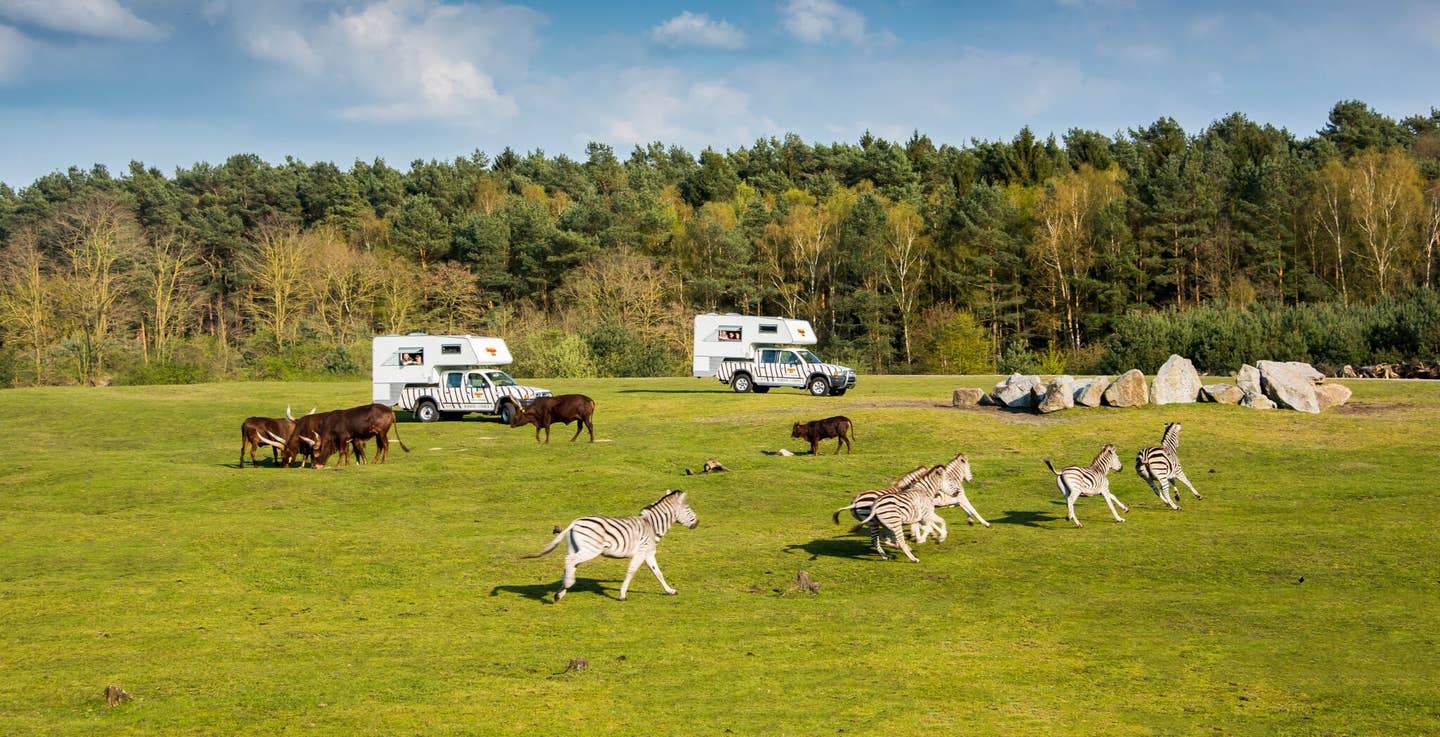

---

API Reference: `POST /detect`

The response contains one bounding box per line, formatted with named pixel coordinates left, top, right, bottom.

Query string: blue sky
left=1, top=0, right=1436, bottom=188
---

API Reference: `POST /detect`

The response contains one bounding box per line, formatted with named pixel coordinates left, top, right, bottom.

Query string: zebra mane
left=644, top=490, right=686, bottom=512
left=1161, top=423, right=1181, bottom=447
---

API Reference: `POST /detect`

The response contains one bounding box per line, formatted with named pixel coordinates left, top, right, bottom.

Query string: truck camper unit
left=372, top=334, right=551, bottom=422
left=692, top=313, right=857, bottom=396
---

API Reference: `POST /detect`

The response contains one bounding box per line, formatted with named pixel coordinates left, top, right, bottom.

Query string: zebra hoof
left=1116, top=518, right=1126, bottom=523
left=666, top=590, right=678, bottom=596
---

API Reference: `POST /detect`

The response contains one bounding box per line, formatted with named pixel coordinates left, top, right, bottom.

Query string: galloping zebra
left=1135, top=422, right=1201, bottom=510
left=854, top=465, right=962, bottom=562
left=832, top=464, right=930, bottom=525
left=523, top=490, right=698, bottom=602
left=1045, top=443, right=1126, bottom=528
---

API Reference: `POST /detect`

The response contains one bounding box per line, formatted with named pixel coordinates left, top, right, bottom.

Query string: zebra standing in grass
left=523, top=490, right=698, bottom=602
left=1136, top=422, right=1201, bottom=510
left=1045, top=444, right=1126, bottom=528
left=853, top=464, right=963, bottom=562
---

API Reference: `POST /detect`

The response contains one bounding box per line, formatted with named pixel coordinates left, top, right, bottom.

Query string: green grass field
left=1, top=376, right=1437, bottom=736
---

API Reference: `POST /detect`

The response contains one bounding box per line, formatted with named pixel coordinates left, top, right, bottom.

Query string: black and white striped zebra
left=523, top=490, right=698, bottom=602
left=1135, top=422, right=1201, bottom=510
left=1045, top=443, right=1126, bottom=528
left=854, top=465, right=963, bottom=562
left=831, top=464, right=930, bottom=526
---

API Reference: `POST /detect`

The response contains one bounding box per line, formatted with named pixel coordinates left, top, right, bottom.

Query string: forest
left=1, top=99, right=1438, bottom=387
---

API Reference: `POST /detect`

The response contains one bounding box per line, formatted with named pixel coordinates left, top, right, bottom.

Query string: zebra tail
left=832, top=504, right=860, bottom=524
left=1043, top=459, right=1059, bottom=476
left=521, top=524, right=571, bottom=559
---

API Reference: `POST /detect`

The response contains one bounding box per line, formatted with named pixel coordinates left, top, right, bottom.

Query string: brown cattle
left=509, top=394, right=596, bottom=443
left=240, top=416, right=294, bottom=467
left=258, top=409, right=334, bottom=468
left=309, top=403, right=410, bottom=469
left=791, top=415, right=855, bottom=455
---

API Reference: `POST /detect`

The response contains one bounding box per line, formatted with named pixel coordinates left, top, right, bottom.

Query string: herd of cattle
left=240, top=393, right=601, bottom=469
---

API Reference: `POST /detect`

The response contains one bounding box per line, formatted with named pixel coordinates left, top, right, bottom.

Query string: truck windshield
left=485, top=371, right=518, bottom=387
left=797, top=350, right=823, bottom=363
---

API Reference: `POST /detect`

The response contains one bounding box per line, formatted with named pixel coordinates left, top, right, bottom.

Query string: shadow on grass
left=990, top=509, right=1060, bottom=527
left=783, top=534, right=878, bottom=561
left=489, top=578, right=613, bottom=602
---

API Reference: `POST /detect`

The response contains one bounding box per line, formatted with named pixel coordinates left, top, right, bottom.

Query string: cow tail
left=390, top=420, right=410, bottom=453
left=849, top=420, right=856, bottom=439
left=522, top=524, right=572, bottom=559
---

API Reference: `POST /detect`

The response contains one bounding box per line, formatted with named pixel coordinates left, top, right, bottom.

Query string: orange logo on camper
left=798, top=329, right=806, bottom=337
left=485, top=347, right=497, bottom=356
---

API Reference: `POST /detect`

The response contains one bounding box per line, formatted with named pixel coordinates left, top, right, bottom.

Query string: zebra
left=1135, top=422, right=1201, bottom=510
left=1045, top=443, right=1126, bottom=528
left=522, top=490, right=698, bottom=602
left=854, top=465, right=963, bottom=562
left=831, top=464, right=930, bottom=526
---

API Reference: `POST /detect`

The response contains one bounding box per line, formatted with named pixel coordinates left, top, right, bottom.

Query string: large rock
left=1285, top=361, right=1325, bottom=383
left=1237, top=364, right=1262, bottom=397
left=1103, top=369, right=1149, bottom=407
left=1202, top=383, right=1244, bottom=405
left=952, top=387, right=985, bottom=407
left=1152, top=354, right=1203, bottom=404
left=1074, top=376, right=1108, bottom=407
left=1038, top=376, right=1076, bottom=414
left=1314, top=383, right=1352, bottom=411
left=1241, top=389, right=1276, bottom=410
left=1257, top=360, right=1320, bottom=414
left=992, top=374, right=1041, bottom=409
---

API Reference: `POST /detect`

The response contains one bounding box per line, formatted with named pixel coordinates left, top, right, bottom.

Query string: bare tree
left=242, top=219, right=311, bottom=351
left=1425, top=180, right=1440, bottom=290
left=55, top=195, right=141, bottom=384
left=559, top=249, right=679, bottom=343
left=881, top=200, right=927, bottom=366
left=376, top=254, right=421, bottom=335
left=1313, top=159, right=1351, bottom=304
left=421, top=261, right=484, bottom=334
left=1348, top=150, right=1424, bottom=296
left=304, top=228, right=380, bottom=342
left=0, top=230, right=56, bottom=384
left=1030, top=166, right=1123, bottom=351
left=139, top=232, right=199, bottom=364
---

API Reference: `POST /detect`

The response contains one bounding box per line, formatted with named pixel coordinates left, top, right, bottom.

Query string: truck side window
left=759, top=324, right=779, bottom=334
left=446, top=373, right=463, bottom=388
left=760, top=349, right=779, bottom=363
left=718, top=327, right=741, bottom=341
left=441, top=344, right=462, bottom=355
left=783, top=351, right=800, bottom=365
left=468, top=373, right=488, bottom=389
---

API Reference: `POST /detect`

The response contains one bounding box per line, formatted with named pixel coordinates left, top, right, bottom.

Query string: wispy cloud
left=0, top=0, right=164, bottom=41
left=782, top=0, right=866, bottom=45
left=1187, top=14, right=1224, bottom=38
left=651, top=11, right=745, bottom=50
left=232, top=0, right=544, bottom=125
left=0, top=23, right=32, bottom=81
left=578, top=67, right=776, bottom=149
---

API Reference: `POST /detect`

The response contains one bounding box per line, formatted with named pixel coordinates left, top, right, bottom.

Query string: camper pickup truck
left=691, top=314, right=857, bottom=396
left=372, top=334, right=551, bottom=422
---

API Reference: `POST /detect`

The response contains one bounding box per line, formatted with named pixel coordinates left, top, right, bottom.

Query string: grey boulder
left=1257, top=360, right=1320, bottom=414
left=1103, top=369, right=1149, bottom=407
left=1074, top=377, right=1108, bottom=407
left=1038, top=376, right=1076, bottom=414
left=1152, top=354, right=1203, bottom=404
left=1201, top=384, right=1244, bottom=405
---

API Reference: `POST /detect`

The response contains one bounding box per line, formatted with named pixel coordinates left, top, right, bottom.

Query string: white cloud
left=782, top=0, right=865, bottom=45
left=234, top=0, right=543, bottom=125
left=651, top=11, right=745, bottom=50
left=580, top=67, right=776, bottom=149
left=0, top=23, right=31, bottom=81
left=0, top=0, right=164, bottom=41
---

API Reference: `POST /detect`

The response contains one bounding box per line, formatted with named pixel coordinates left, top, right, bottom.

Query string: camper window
left=446, top=373, right=463, bottom=389
left=718, top=326, right=741, bottom=341
left=400, top=350, right=424, bottom=366
left=441, top=344, right=462, bottom=355
left=759, top=324, right=779, bottom=335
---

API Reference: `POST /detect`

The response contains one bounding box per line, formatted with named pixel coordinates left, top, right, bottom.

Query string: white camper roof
left=372, top=334, right=513, bottom=380
left=693, top=313, right=817, bottom=347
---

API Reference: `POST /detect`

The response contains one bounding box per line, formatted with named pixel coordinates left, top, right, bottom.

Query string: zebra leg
left=1067, top=493, right=1083, bottom=528
left=893, top=526, right=920, bottom=563
left=1177, top=470, right=1202, bottom=500
left=870, top=526, right=891, bottom=560
left=959, top=495, right=990, bottom=528
left=556, top=545, right=600, bottom=601
left=1149, top=478, right=1179, bottom=510
left=1164, top=479, right=1183, bottom=509
left=1101, top=491, right=1127, bottom=523
left=911, top=522, right=927, bottom=544
left=618, top=554, right=647, bottom=601
left=644, top=553, right=677, bottom=595
left=931, top=514, right=948, bottom=543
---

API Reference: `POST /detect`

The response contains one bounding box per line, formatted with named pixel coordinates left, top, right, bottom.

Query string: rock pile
left=963, top=354, right=1351, bottom=414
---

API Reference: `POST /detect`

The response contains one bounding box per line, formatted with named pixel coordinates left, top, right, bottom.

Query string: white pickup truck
left=691, top=313, right=857, bottom=396
left=372, top=334, right=551, bottom=422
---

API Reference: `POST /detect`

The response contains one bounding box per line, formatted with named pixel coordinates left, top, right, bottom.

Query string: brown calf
left=509, top=394, right=596, bottom=443
left=791, top=415, right=855, bottom=455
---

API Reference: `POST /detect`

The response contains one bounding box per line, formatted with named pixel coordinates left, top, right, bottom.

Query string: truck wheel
left=732, top=373, right=754, bottom=393
left=753, top=386, right=770, bottom=394
left=414, top=400, right=440, bottom=422
left=808, top=376, right=831, bottom=396
left=499, top=402, right=517, bottom=425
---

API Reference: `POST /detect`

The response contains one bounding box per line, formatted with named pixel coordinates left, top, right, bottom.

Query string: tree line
left=1, top=99, right=1438, bottom=386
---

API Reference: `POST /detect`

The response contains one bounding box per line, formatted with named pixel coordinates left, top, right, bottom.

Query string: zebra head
left=1100, top=443, right=1122, bottom=472
left=1162, top=422, right=1181, bottom=450
left=943, top=452, right=974, bottom=484
left=649, top=490, right=698, bottom=529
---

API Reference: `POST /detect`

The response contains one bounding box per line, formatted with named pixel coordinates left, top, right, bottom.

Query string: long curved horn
left=286, top=405, right=296, bottom=421
left=307, top=406, right=316, bottom=415
left=261, top=430, right=288, bottom=446
left=256, top=434, right=284, bottom=449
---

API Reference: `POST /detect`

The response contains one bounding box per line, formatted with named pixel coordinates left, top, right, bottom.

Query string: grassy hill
left=1, top=376, right=1436, bottom=735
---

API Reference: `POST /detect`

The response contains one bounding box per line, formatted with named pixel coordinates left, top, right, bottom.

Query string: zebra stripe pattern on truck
left=1135, top=422, right=1202, bottom=510
left=1045, top=444, right=1127, bottom=528
left=523, top=490, right=698, bottom=602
